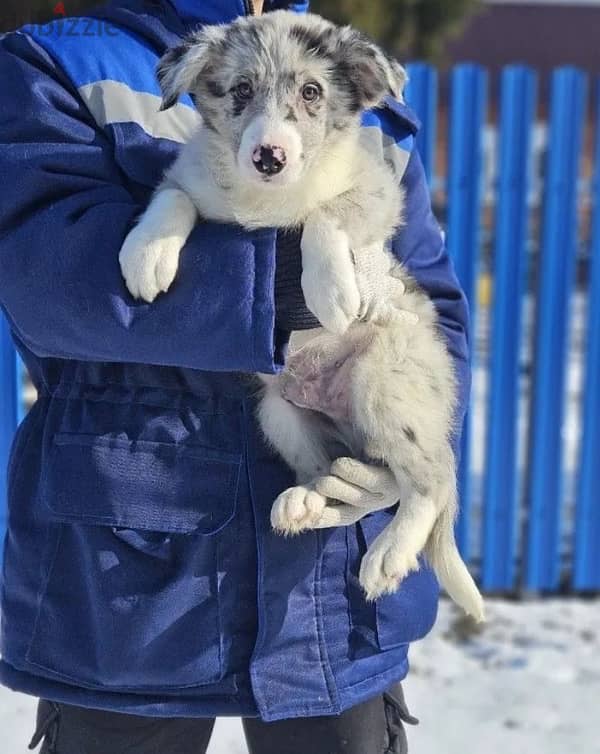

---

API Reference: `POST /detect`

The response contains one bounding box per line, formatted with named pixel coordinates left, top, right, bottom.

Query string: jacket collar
left=168, top=0, right=308, bottom=25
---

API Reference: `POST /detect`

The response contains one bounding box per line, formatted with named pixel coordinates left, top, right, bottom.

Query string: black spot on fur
left=232, top=97, right=249, bottom=117
left=354, top=31, right=378, bottom=57
left=157, top=42, right=197, bottom=110
left=330, top=64, right=362, bottom=113
left=156, top=54, right=181, bottom=109
left=159, top=95, right=177, bottom=111
left=241, top=24, right=262, bottom=49
left=289, top=25, right=332, bottom=58
left=354, top=59, right=386, bottom=105
left=332, top=31, right=391, bottom=110
left=206, top=80, right=227, bottom=98
left=165, top=43, right=188, bottom=66
left=285, top=107, right=298, bottom=122
left=403, top=426, right=417, bottom=444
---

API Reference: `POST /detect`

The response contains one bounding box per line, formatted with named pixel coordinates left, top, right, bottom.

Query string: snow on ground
left=2, top=598, right=598, bottom=754
left=405, top=598, right=600, bottom=754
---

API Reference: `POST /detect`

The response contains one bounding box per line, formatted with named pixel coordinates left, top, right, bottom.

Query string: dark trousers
left=30, top=685, right=416, bottom=754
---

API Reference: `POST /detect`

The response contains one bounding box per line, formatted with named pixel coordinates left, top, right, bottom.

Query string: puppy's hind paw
left=271, top=485, right=327, bottom=535
left=359, top=529, right=421, bottom=601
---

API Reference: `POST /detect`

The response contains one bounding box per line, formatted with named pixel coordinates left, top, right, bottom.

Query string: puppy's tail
left=426, top=504, right=485, bottom=623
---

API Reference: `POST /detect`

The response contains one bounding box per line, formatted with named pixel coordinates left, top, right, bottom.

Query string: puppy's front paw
left=301, top=222, right=360, bottom=335
left=271, top=485, right=327, bottom=535
left=302, top=264, right=361, bottom=335
left=119, top=228, right=183, bottom=303
left=359, top=527, right=421, bottom=601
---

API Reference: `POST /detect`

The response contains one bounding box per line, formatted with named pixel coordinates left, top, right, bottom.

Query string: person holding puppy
left=0, top=1, right=470, bottom=752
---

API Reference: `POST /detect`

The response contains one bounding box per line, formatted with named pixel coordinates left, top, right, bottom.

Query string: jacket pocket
left=26, top=432, right=242, bottom=692
left=347, top=511, right=439, bottom=654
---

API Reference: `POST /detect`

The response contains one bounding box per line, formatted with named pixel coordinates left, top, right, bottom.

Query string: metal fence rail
left=1, top=63, right=599, bottom=594
left=482, top=65, right=537, bottom=591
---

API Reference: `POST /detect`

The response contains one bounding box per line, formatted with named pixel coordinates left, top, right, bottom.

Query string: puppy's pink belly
left=280, top=331, right=372, bottom=422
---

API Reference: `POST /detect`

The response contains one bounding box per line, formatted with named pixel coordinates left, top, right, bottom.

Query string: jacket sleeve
left=0, top=33, right=281, bottom=373
left=391, top=149, right=471, bottom=449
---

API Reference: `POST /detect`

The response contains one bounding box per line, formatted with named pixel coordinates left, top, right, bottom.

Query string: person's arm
left=0, top=33, right=281, bottom=373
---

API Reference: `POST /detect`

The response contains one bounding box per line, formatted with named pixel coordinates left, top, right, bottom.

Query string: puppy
left=119, top=11, right=484, bottom=621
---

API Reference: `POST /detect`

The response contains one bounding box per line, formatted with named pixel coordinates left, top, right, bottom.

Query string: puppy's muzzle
left=252, top=145, right=287, bottom=176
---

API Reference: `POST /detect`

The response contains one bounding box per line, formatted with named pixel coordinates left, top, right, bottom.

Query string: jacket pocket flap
left=42, top=433, right=242, bottom=535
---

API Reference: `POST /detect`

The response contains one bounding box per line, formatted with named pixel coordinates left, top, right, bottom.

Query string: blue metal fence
left=446, top=64, right=489, bottom=561
left=482, top=66, right=538, bottom=591
left=525, top=68, right=588, bottom=591
left=574, top=79, right=600, bottom=591
left=0, top=63, right=599, bottom=593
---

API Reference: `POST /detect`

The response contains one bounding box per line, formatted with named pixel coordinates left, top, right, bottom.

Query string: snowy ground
left=2, top=598, right=598, bottom=754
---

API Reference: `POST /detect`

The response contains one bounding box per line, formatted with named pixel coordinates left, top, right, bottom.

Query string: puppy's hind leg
left=353, top=362, right=447, bottom=599
left=359, top=441, right=484, bottom=619
left=359, top=479, right=438, bottom=601
left=258, top=375, right=331, bottom=483
left=257, top=376, right=331, bottom=535
left=358, top=449, right=484, bottom=619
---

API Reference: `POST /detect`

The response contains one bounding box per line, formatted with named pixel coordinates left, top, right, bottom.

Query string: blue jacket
left=0, top=0, right=470, bottom=721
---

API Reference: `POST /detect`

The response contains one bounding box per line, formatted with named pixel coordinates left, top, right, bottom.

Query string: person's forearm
left=0, top=32, right=284, bottom=373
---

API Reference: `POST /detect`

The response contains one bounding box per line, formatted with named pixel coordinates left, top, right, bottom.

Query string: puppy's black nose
left=253, top=145, right=287, bottom=176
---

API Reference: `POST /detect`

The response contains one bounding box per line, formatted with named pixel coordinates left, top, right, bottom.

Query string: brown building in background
left=445, top=0, right=600, bottom=102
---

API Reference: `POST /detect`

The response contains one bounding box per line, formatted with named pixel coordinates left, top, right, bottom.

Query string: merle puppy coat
left=119, top=11, right=483, bottom=620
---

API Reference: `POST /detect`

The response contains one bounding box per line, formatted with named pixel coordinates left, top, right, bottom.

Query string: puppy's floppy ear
left=336, top=28, right=408, bottom=109
left=157, top=25, right=226, bottom=111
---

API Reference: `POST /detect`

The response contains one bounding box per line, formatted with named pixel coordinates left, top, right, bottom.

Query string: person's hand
left=311, top=457, right=401, bottom=528
left=352, top=244, right=419, bottom=326
left=270, top=457, right=400, bottom=535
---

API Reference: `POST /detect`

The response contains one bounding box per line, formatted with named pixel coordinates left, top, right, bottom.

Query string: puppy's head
left=158, top=11, right=407, bottom=187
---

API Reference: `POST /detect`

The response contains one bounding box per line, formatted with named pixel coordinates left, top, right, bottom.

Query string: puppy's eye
left=302, top=83, right=321, bottom=103
left=234, top=80, right=254, bottom=100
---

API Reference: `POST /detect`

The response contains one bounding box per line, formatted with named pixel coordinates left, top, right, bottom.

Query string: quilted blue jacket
left=0, top=0, right=470, bottom=721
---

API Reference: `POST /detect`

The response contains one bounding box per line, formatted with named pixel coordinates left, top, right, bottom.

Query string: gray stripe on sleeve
left=78, top=80, right=201, bottom=143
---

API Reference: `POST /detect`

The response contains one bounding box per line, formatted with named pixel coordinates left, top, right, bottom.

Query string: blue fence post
left=482, top=66, right=538, bottom=591
left=0, top=315, right=19, bottom=552
left=405, top=63, right=438, bottom=188
left=573, top=79, right=600, bottom=590
left=526, top=67, right=588, bottom=591
left=446, top=64, right=488, bottom=561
